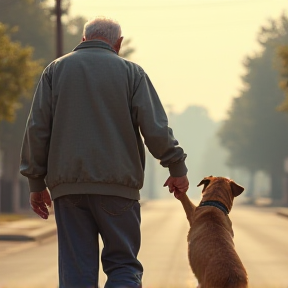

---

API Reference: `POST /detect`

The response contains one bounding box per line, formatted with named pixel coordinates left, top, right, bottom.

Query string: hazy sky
left=68, top=0, right=288, bottom=121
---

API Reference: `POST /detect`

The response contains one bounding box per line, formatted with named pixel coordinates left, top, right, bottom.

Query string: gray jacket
left=20, top=40, right=187, bottom=200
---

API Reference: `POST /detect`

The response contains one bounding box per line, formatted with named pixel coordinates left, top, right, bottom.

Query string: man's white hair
left=83, top=17, right=121, bottom=46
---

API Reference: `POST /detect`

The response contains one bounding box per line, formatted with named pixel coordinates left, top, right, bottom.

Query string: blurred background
left=1, top=0, right=288, bottom=211
left=0, top=1, right=288, bottom=288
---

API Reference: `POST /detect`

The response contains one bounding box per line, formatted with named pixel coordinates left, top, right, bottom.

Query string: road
left=0, top=197, right=287, bottom=288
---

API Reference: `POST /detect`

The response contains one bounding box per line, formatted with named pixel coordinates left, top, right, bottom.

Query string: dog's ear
left=197, top=177, right=211, bottom=192
left=230, top=181, right=244, bottom=197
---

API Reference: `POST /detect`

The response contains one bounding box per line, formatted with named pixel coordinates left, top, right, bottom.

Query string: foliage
left=119, top=38, right=135, bottom=59
left=0, top=0, right=55, bottom=61
left=172, top=106, right=219, bottom=188
left=218, top=14, right=288, bottom=201
left=277, top=45, right=288, bottom=111
left=0, top=23, right=42, bottom=122
left=218, top=91, right=256, bottom=171
left=0, top=0, right=136, bottom=212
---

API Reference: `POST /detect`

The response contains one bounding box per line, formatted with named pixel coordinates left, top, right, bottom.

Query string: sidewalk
left=0, top=213, right=57, bottom=241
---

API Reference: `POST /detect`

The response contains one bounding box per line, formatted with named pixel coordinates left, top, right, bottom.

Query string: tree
left=119, top=39, right=135, bottom=59
left=0, top=0, right=136, bottom=212
left=0, top=0, right=56, bottom=212
left=218, top=15, right=288, bottom=204
left=277, top=45, right=288, bottom=112
left=171, top=106, right=219, bottom=190
left=0, top=23, right=42, bottom=122
left=0, top=0, right=55, bottom=60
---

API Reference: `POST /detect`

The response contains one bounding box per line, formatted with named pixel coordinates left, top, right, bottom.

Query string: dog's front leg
left=178, top=193, right=196, bottom=226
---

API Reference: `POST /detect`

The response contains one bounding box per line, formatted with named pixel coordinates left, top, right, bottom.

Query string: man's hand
left=30, top=189, right=52, bottom=219
left=163, top=175, right=189, bottom=199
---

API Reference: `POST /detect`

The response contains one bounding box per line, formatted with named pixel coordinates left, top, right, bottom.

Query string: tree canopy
left=0, top=23, right=42, bottom=122
left=278, top=45, right=288, bottom=112
left=218, top=14, right=288, bottom=202
left=0, top=0, right=136, bottom=212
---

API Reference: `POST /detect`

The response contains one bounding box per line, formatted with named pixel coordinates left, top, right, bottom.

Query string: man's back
left=43, top=40, right=146, bottom=199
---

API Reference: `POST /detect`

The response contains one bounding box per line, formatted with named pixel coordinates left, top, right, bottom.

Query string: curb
left=0, top=215, right=57, bottom=242
left=0, top=225, right=57, bottom=241
left=276, top=208, right=288, bottom=218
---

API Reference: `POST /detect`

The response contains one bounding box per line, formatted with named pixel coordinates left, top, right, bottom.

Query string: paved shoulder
left=0, top=214, right=56, bottom=241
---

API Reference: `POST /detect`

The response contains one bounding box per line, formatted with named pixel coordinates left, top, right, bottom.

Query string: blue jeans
left=54, top=194, right=143, bottom=288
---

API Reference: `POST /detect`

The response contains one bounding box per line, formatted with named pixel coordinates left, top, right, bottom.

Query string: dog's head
left=197, top=176, right=244, bottom=210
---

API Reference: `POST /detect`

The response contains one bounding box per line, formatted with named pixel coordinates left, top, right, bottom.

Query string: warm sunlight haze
left=1, top=2, right=288, bottom=287
left=69, top=0, right=288, bottom=121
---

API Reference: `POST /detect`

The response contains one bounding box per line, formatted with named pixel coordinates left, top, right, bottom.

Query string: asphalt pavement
left=0, top=204, right=287, bottom=243
left=0, top=200, right=287, bottom=288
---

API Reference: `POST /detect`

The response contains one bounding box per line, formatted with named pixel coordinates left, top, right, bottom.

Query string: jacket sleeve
left=19, top=68, right=52, bottom=192
left=131, top=72, right=187, bottom=177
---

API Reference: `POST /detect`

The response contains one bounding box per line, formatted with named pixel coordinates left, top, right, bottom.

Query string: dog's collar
left=199, top=201, right=229, bottom=215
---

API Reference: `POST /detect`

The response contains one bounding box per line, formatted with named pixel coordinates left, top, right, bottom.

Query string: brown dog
left=178, top=176, right=248, bottom=288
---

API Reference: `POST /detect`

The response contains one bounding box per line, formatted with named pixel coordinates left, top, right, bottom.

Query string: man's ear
left=82, top=36, right=86, bottom=42
left=230, top=181, right=244, bottom=197
left=113, top=37, right=123, bottom=54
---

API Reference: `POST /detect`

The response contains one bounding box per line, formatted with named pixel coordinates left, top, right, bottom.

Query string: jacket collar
left=72, top=40, right=117, bottom=54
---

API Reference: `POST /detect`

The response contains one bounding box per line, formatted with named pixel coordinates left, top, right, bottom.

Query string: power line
left=70, top=0, right=288, bottom=11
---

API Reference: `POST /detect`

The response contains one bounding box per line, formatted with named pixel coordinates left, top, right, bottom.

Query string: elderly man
left=20, top=17, right=189, bottom=288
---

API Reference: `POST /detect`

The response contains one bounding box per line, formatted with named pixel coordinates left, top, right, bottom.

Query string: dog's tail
left=178, top=193, right=196, bottom=227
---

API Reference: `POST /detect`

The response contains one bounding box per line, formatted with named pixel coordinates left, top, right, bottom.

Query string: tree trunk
left=282, top=174, right=288, bottom=206
left=242, top=170, right=258, bottom=204
left=269, top=168, right=285, bottom=205
left=246, top=170, right=255, bottom=196
left=0, top=101, right=30, bottom=213
left=0, top=144, right=21, bottom=212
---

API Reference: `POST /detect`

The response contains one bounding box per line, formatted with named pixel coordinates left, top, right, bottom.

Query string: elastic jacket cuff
left=28, top=178, right=46, bottom=192
left=168, top=161, right=188, bottom=177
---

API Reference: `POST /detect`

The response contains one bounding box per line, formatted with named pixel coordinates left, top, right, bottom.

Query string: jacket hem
left=50, top=182, right=140, bottom=201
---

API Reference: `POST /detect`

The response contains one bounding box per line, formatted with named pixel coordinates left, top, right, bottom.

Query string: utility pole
left=56, top=0, right=63, bottom=58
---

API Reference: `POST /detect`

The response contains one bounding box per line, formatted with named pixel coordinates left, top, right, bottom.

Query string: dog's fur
left=178, top=176, right=248, bottom=288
